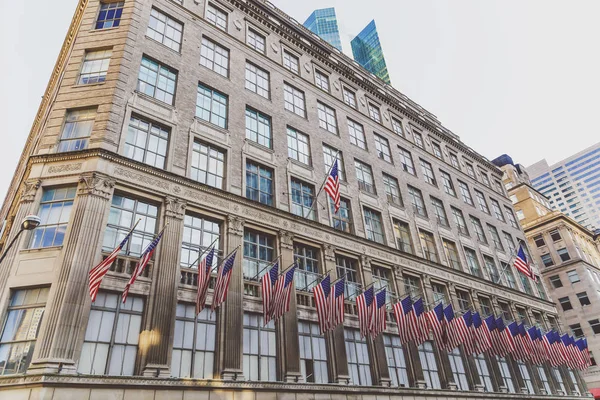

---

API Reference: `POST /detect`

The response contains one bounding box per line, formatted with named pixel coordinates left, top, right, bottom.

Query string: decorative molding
left=324, top=244, right=336, bottom=263
left=48, top=163, right=83, bottom=174
left=20, top=179, right=41, bottom=203
left=78, top=172, right=115, bottom=199
left=227, top=215, right=244, bottom=237
left=165, top=197, right=186, bottom=220
left=278, top=230, right=294, bottom=250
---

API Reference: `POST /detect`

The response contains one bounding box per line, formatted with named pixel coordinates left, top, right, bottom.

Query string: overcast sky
left=1, top=1, right=599, bottom=202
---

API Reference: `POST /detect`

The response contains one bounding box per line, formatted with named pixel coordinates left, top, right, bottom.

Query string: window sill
left=91, top=26, right=121, bottom=33
left=245, top=139, right=274, bottom=154
left=358, top=189, right=378, bottom=199
left=71, top=82, right=107, bottom=89
left=244, top=88, right=272, bottom=102
left=20, top=246, right=63, bottom=255
left=288, top=158, right=313, bottom=171
left=134, top=91, right=175, bottom=110
left=145, top=36, right=182, bottom=56
left=193, top=117, right=229, bottom=134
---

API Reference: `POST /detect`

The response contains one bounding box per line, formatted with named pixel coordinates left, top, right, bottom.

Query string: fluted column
left=29, top=173, right=114, bottom=374
left=217, top=215, right=244, bottom=380
left=142, top=197, right=186, bottom=377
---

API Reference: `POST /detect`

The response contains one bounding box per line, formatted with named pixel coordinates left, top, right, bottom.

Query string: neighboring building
left=527, top=142, right=600, bottom=231
left=303, top=7, right=343, bottom=51
left=351, top=20, right=390, bottom=84
left=496, top=154, right=600, bottom=391
left=0, top=1, right=584, bottom=399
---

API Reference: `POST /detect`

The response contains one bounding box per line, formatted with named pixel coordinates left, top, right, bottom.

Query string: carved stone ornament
left=324, top=244, right=336, bottom=262
left=227, top=215, right=244, bottom=236
left=360, top=254, right=371, bottom=270
left=165, top=197, right=186, bottom=219
left=278, top=230, right=294, bottom=250
left=78, top=173, right=115, bottom=199
left=20, top=179, right=41, bottom=203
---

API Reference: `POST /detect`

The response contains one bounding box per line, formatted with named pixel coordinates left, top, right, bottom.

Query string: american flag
left=519, top=323, right=535, bottom=362
left=461, top=311, right=476, bottom=355
left=370, top=289, right=387, bottom=338
left=507, top=322, right=527, bottom=361
left=89, top=221, right=137, bottom=302
left=412, top=298, right=429, bottom=346
left=513, top=244, right=533, bottom=279
left=543, top=330, right=562, bottom=367
left=535, top=327, right=549, bottom=363
left=356, top=286, right=374, bottom=338
left=324, top=159, right=341, bottom=212
left=329, top=277, right=345, bottom=329
left=550, top=331, right=567, bottom=367
left=426, top=303, right=445, bottom=346
left=471, top=312, right=492, bottom=354
left=313, top=274, right=331, bottom=334
left=122, top=229, right=164, bottom=303
left=196, top=247, right=216, bottom=315
left=570, top=336, right=586, bottom=370
left=261, top=261, right=279, bottom=325
left=576, top=338, right=592, bottom=370
left=484, top=316, right=503, bottom=357
left=495, top=318, right=515, bottom=357
left=270, top=263, right=296, bottom=321
left=393, top=296, right=415, bottom=344
left=443, top=304, right=466, bottom=351
left=527, top=327, right=544, bottom=365
left=211, top=249, right=238, bottom=312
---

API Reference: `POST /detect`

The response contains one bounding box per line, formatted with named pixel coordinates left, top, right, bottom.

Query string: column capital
left=164, top=196, right=186, bottom=220
left=360, top=254, right=371, bottom=271
left=392, top=264, right=403, bottom=280
left=78, top=172, right=115, bottom=199
left=324, top=244, right=336, bottom=263
left=20, top=179, right=41, bottom=203
left=278, top=230, right=294, bottom=250
left=227, top=214, right=244, bottom=237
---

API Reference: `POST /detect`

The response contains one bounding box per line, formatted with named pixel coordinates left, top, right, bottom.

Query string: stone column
left=277, top=230, right=302, bottom=382
left=393, top=264, right=419, bottom=388
left=559, top=365, right=576, bottom=395
left=506, top=354, right=527, bottom=394
left=142, top=197, right=186, bottom=377
left=487, top=353, right=506, bottom=392
left=216, top=215, right=245, bottom=380
left=542, top=363, right=559, bottom=395
left=29, top=173, right=115, bottom=374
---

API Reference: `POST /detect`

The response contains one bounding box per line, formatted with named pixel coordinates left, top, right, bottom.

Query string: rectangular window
left=465, top=162, right=475, bottom=178
left=550, top=229, right=562, bottom=241
left=404, top=275, right=422, bottom=298
left=125, top=116, right=169, bottom=169
left=299, top=321, right=328, bottom=383
left=337, top=256, right=359, bottom=299
left=505, top=207, right=519, bottom=228
left=431, top=197, right=448, bottom=227
left=0, top=288, right=49, bottom=375
left=541, top=253, right=554, bottom=267
left=418, top=341, right=441, bottom=389
left=137, top=57, right=177, bottom=104
left=533, top=235, right=545, bottom=247
left=147, top=9, right=183, bottom=51
left=29, top=187, right=76, bottom=249
left=245, top=62, right=270, bottom=99
left=323, top=145, right=344, bottom=181
left=491, top=199, right=505, bottom=222
left=443, top=239, right=461, bottom=270
left=451, top=207, right=469, bottom=235
left=57, top=108, right=96, bottom=152
left=465, top=248, right=482, bottom=278
left=470, top=216, right=487, bottom=243
left=503, top=232, right=515, bottom=253
left=245, top=161, right=273, bottom=206
left=383, top=174, right=402, bottom=206
left=458, top=181, right=474, bottom=205
left=78, top=291, right=143, bottom=376
left=488, top=225, right=504, bottom=251
left=570, top=323, right=584, bottom=338
left=180, top=214, right=220, bottom=269
left=475, top=190, right=490, bottom=214
left=245, top=108, right=272, bottom=148
left=384, top=335, right=408, bottom=387
left=314, top=70, right=330, bottom=92
left=200, top=37, right=229, bottom=77
left=317, top=102, right=338, bottom=134
left=537, top=366, right=552, bottom=394
left=503, top=263, right=517, bottom=289
left=516, top=210, right=525, bottom=220
left=345, top=328, right=372, bottom=385
left=374, top=134, right=392, bottom=162
left=474, top=354, right=494, bottom=392
left=420, top=159, right=436, bottom=186
left=247, top=29, right=266, bottom=53
left=287, top=127, right=311, bottom=165
left=343, top=87, right=357, bottom=108
left=284, top=83, right=306, bottom=117
left=243, top=230, right=274, bottom=279
left=431, top=283, right=447, bottom=305
left=291, top=178, right=316, bottom=220
left=355, top=160, right=375, bottom=194
left=456, top=290, right=471, bottom=311
left=577, top=291, right=591, bottom=306
left=440, top=170, right=456, bottom=196
left=372, top=267, right=394, bottom=302
left=413, top=131, right=424, bottom=148
left=95, top=2, right=124, bottom=29
left=394, top=220, right=413, bottom=254
left=294, top=244, right=320, bottom=292
left=368, top=103, right=381, bottom=123
left=517, top=362, right=535, bottom=394
left=431, top=142, right=443, bottom=159
left=449, top=152, right=460, bottom=169
left=479, top=296, right=492, bottom=316
left=448, top=348, right=469, bottom=390
left=171, top=305, right=216, bottom=378
left=480, top=171, right=491, bottom=187
left=589, top=319, right=600, bottom=334
left=331, top=197, right=352, bottom=233
left=497, top=356, right=516, bottom=393
left=408, top=186, right=427, bottom=217
left=419, top=230, right=438, bottom=263
left=567, top=270, right=580, bottom=283
left=196, top=83, right=228, bottom=128
left=391, top=117, right=404, bottom=136
left=191, top=141, right=225, bottom=189
left=398, top=147, right=416, bottom=175
left=559, top=296, right=573, bottom=311
left=558, top=248, right=571, bottom=262
left=363, top=207, right=385, bottom=244
left=78, top=49, right=111, bottom=85
left=205, top=3, right=227, bottom=31
left=549, top=275, right=563, bottom=288
left=348, top=119, right=366, bottom=149
left=283, top=50, right=299, bottom=74
left=484, top=255, right=500, bottom=283
left=243, top=313, right=276, bottom=381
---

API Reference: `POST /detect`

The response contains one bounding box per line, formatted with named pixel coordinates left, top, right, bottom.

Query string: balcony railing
left=106, top=254, right=152, bottom=278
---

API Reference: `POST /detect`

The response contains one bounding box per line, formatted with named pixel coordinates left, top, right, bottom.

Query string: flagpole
left=209, top=245, right=242, bottom=274
left=494, top=247, right=519, bottom=285
left=303, top=150, right=341, bottom=219
left=248, top=255, right=283, bottom=281
left=275, top=260, right=297, bottom=277
left=300, top=271, right=327, bottom=292
left=188, top=237, right=219, bottom=269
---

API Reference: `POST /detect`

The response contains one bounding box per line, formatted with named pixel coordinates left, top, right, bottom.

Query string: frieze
left=183, top=189, right=231, bottom=211
left=114, top=167, right=170, bottom=191
left=165, top=197, right=186, bottom=220
left=47, top=163, right=82, bottom=174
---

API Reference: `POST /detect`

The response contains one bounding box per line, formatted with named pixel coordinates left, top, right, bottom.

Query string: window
left=205, top=3, right=227, bottom=31
left=419, top=230, right=438, bottom=263
left=559, top=297, right=573, bottom=311
left=368, top=103, right=381, bottom=123
left=456, top=290, right=471, bottom=311
left=431, top=142, right=443, bottom=159
left=383, top=174, right=402, bottom=206
left=372, top=267, right=394, bottom=302
left=246, top=161, right=273, bottom=206
left=567, top=270, right=580, bottom=283
left=391, top=117, right=404, bottom=136
left=363, top=207, right=385, bottom=244
left=516, top=210, right=525, bottom=220
left=0, top=288, right=49, bottom=375
left=520, top=274, right=534, bottom=295
left=398, top=147, right=416, bottom=175
left=465, top=162, right=475, bottom=179
left=171, top=305, right=216, bottom=378
left=243, top=230, right=274, bottom=279
left=317, top=102, right=338, bottom=134
left=465, top=248, right=482, bottom=278
left=191, top=141, right=225, bottom=189
left=577, top=291, right=591, bottom=306
left=515, top=307, right=528, bottom=324
left=283, top=84, right=306, bottom=117
left=196, top=84, right=229, bottom=129
left=408, top=186, right=427, bottom=217
left=480, top=172, right=491, bottom=187
left=331, top=197, right=352, bottom=233
left=570, top=323, right=584, bottom=338
left=345, top=328, right=372, bottom=385
left=552, top=367, right=567, bottom=394
left=504, top=264, right=517, bottom=289
left=541, top=254, right=554, bottom=267
left=496, top=356, right=515, bottom=393
left=549, top=275, right=563, bottom=288
left=394, top=220, right=413, bottom=254
left=431, top=197, right=448, bottom=227
left=348, top=119, right=366, bottom=149
left=245, top=108, right=272, bottom=148
left=283, top=50, right=299, bottom=74
left=475, top=190, right=490, bottom=214
left=298, top=321, right=328, bottom=383
left=479, top=297, right=492, bottom=316
left=294, top=244, right=320, bottom=291
left=343, top=87, right=357, bottom=108
left=79, top=292, right=143, bottom=376
left=95, top=2, right=124, bottom=29
left=443, top=239, right=461, bottom=270
left=488, top=225, right=504, bottom=251
left=291, top=179, right=316, bottom=220
left=404, top=275, right=422, bottom=298
left=448, top=348, right=469, bottom=390
left=517, top=362, right=535, bottom=395
left=440, top=170, right=456, bottom=196
left=550, top=229, right=562, bottom=241
left=491, top=199, right=505, bottom=222
left=287, top=127, right=310, bottom=165
left=431, top=283, right=447, bottom=305
left=355, top=160, right=375, bottom=194
left=533, top=235, right=545, bottom=247
left=323, top=145, right=344, bottom=181
left=247, top=28, right=265, bottom=53
left=78, top=49, right=111, bottom=85
left=458, top=181, right=474, bottom=205
left=449, top=152, right=460, bottom=169
left=505, top=207, right=519, bottom=228
left=180, top=214, right=220, bottom=269
left=451, top=207, right=469, bottom=235
left=147, top=9, right=183, bottom=51
left=413, top=131, right=424, bottom=148
left=474, top=354, right=494, bottom=392
left=57, top=108, right=95, bottom=152
left=125, top=116, right=169, bottom=168
left=558, top=248, right=571, bottom=262
left=484, top=256, right=500, bottom=283
left=29, top=187, right=76, bottom=249
left=589, top=319, right=600, bottom=334
left=418, top=342, right=441, bottom=389
left=137, top=57, right=177, bottom=104
left=337, top=256, right=359, bottom=299
left=200, top=38, right=229, bottom=77
left=537, top=366, right=552, bottom=394
left=384, top=335, right=408, bottom=387
left=470, top=216, right=487, bottom=243
left=314, top=70, right=329, bottom=92
left=243, top=313, right=276, bottom=381
left=374, top=134, right=392, bottom=162
left=245, top=63, right=269, bottom=98
left=420, top=159, right=436, bottom=186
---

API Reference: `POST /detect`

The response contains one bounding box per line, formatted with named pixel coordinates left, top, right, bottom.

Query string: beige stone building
left=0, top=0, right=587, bottom=399
left=496, top=154, right=600, bottom=391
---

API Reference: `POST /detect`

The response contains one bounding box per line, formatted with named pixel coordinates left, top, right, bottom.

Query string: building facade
left=303, top=7, right=343, bottom=52
left=351, top=20, right=390, bottom=84
left=527, top=142, right=600, bottom=231
left=497, top=154, right=600, bottom=391
left=0, top=0, right=586, bottom=398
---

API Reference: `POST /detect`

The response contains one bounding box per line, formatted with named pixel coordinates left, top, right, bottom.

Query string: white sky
left=1, top=0, right=599, bottom=201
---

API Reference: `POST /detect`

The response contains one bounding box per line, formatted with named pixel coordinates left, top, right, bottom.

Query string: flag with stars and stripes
left=370, top=289, right=387, bottom=338
left=426, top=303, right=445, bottom=347
left=412, top=298, right=429, bottom=346
left=271, top=263, right=297, bottom=321
left=356, top=286, right=374, bottom=338
left=329, top=278, right=345, bottom=329
left=196, top=247, right=216, bottom=315
left=122, top=228, right=165, bottom=303
left=514, top=244, right=534, bottom=279
left=261, top=261, right=279, bottom=325
left=324, top=160, right=341, bottom=212
left=211, top=249, right=238, bottom=312
left=313, top=274, right=331, bottom=334
left=472, top=312, right=492, bottom=355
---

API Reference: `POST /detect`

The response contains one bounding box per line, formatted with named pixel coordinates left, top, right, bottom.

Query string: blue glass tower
left=303, top=8, right=343, bottom=51
left=351, top=20, right=390, bottom=84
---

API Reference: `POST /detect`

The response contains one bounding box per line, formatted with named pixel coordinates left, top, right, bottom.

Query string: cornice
left=523, top=212, right=597, bottom=238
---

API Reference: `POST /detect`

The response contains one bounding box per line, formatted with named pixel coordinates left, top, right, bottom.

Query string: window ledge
left=245, top=139, right=274, bottom=154
left=91, top=26, right=121, bottom=33
left=288, top=158, right=313, bottom=171
left=134, top=91, right=175, bottom=110
left=144, top=36, right=182, bottom=56
left=358, top=189, right=378, bottom=199
left=20, top=246, right=63, bottom=255
left=193, top=117, right=229, bottom=134
left=71, top=82, right=107, bottom=89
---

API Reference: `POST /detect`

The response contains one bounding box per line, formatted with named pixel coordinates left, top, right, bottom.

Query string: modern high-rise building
left=303, top=7, right=343, bottom=51
left=351, top=20, right=390, bottom=84
left=0, top=0, right=586, bottom=398
left=527, top=142, right=600, bottom=231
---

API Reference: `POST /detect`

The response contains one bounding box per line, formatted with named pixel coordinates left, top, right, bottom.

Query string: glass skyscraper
left=303, top=8, right=342, bottom=51
left=351, top=20, right=390, bottom=84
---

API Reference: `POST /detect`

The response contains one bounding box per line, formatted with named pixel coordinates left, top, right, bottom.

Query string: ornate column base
left=27, top=358, right=76, bottom=375
left=520, top=387, right=529, bottom=394
left=221, top=369, right=245, bottom=381
left=448, top=382, right=458, bottom=390
left=334, top=375, right=351, bottom=384
left=475, top=383, right=485, bottom=392
left=416, top=380, right=427, bottom=389
left=378, top=377, right=392, bottom=387
left=283, top=372, right=304, bottom=383
left=499, top=385, right=508, bottom=393
left=142, top=364, right=171, bottom=378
